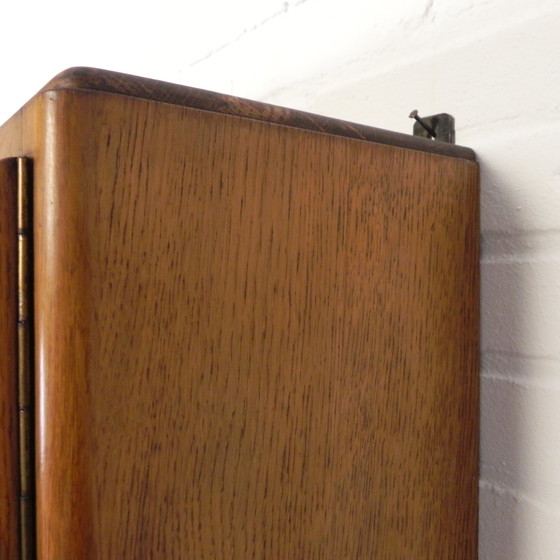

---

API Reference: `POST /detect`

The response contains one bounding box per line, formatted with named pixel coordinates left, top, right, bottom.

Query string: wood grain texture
left=33, top=87, right=479, bottom=559
left=41, top=67, right=476, bottom=161
left=0, top=158, right=19, bottom=560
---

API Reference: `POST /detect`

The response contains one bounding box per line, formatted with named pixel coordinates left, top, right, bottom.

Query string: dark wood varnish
left=0, top=70, right=479, bottom=559
left=42, top=67, right=476, bottom=161
left=0, top=158, right=19, bottom=560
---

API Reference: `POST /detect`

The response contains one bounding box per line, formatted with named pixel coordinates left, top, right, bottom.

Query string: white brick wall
left=1, top=0, right=559, bottom=557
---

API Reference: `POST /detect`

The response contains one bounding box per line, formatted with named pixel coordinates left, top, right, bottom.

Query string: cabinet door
left=32, top=86, right=478, bottom=560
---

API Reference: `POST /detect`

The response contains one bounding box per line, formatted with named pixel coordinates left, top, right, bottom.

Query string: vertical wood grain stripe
left=35, top=93, right=96, bottom=560
left=0, top=158, right=20, bottom=559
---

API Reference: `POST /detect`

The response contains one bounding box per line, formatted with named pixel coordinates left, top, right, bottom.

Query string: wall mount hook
left=409, top=110, right=455, bottom=144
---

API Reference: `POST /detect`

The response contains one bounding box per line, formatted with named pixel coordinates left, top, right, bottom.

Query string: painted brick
left=480, top=482, right=560, bottom=560
left=481, top=258, right=560, bottom=357
left=481, top=376, right=560, bottom=506
left=477, top=125, right=560, bottom=233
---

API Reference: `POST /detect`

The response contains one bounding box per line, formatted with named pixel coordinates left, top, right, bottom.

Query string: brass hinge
left=17, top=157, right=35, bottom=560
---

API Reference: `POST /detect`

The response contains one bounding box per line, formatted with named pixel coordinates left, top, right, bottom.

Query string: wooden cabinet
left=0, top=68, right=479, bottom=559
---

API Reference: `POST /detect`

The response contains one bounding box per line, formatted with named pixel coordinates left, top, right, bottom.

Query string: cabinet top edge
left=40, top=67, right=476, bottom=161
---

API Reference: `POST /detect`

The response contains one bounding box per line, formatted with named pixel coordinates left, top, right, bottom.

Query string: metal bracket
left=16, top=157, right=36, bottom=560
left=409, top=111, right=455, bottom=144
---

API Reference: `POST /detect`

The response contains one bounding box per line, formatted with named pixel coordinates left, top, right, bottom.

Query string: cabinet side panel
left=0, top=158, right=19, bottom=560
left=35, top=89, right=479, bottom=559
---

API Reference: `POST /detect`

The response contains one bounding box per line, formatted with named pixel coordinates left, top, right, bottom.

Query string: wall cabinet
left=0, top=68, right=479, bottom=559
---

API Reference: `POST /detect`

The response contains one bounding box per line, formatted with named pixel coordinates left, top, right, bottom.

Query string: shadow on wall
left=478, top=155, right=533, bottom=560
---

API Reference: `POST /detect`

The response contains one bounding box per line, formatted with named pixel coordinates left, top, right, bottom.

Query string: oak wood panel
left=35, top=88, right=479, bottom=559
left=42, top=67, right=476, bottom=161
left=0, top=158, right=19, bottom=560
